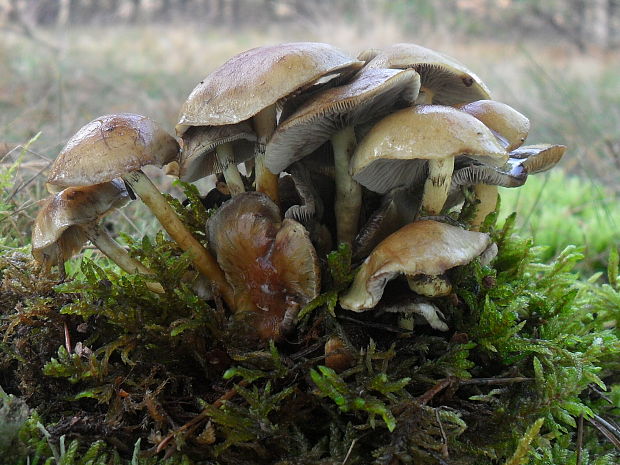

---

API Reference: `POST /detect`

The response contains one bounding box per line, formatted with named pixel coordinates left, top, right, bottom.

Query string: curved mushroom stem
left=471, top=184, right=498, bottom=231
left=252, top=104, right=280, bottom=206
left=422, top=158, right=454, bottom=215
left=216, top=143, right=245, bottom=196
left=332, top=125, right=362, bottom=245
left=407, top=274, right=452, bottom=297
left=81, top=222, right=164, bottom=294
left=122, top=170, right=234, bottom=307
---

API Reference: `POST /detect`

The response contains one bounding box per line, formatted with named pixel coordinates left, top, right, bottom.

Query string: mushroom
left=353, top=186, right=422, bottom=262
left=176, top=42, right=364, bottom=205
left=340, top=220, right=491, bottom=311
left=350, top=105, right=508, bottom=215
left=46, top=113, right=233, bottom=306
left=178, top=121, right=256, bottom=194
left=454, top=100, right=530, bottom=151
left=446, top=144, right=565, bottom=228
left=266, top=67, right=420, bottom=244
left=31, top=180, right=163, bottom=293
left=324, top=336, right=355, bottom=372
left=509, top=144, right=566, bottom=174
left=366, top=43, right=491, bottom=105
left=207, top=192, right=320, bottom=340
left=452, top=100, right=530, bottom=227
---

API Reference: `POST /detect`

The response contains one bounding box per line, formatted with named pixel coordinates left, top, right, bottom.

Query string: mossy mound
left=0, top=190, right=618, bottom=465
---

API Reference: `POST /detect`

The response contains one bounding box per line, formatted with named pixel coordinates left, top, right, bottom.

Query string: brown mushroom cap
left=340, top=220, right=490, bottom=311
left=265, top=67, right=420, bottom=173
left=176, top=42, right=364, bottom=134
left=350, top=105, right=508, bottom=194
left=207, top=192, right=320, bottom=340
left=179, top=121, right=257, bottom=182
left=509, top=144, right=566, bottom=173
left=366, top=43, right=491, bottom=105
left=47, top=113, right=179, bottom=190
left=32, top=180, right=129, bottom=265
left=455, top=100, right=530, bottom=151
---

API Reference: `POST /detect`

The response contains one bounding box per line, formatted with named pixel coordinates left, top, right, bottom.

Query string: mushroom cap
left=179, top=121, right=257, bottom=182
left=265, top=67, right=420, bottom=173
left=32, top=179, right=129, bottom=265
left=366, top=43, right=491, bottom=105
left=47, top=113, right=180, bottom=190
left=176, top=42, right=364, bottom=134
left=455, top=100, right=530, bottom=151
left=509, top=144, right=566, bottom=174
left=350, top=105, right=508, bottom=194
left=207, top=192, right=320, bottom=339
left=340, top=220, right=490, bottom=311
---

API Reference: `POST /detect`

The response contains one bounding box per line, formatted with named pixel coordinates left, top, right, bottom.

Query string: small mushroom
left=455, top=100, right=530, bottom=151
left=207, top=192, right=320, bottom=340
left=266, top=67, right=420, bottom=244
left=340, top=220, right=491, bottom=311
left=176, top=42, right=363, bottom=205
left=324, top=336, right=355, bottom=372
left=32, top=180, right=163, bottom=293
left=350, top=105, right=508, bottom=215
left=366, top=43, right=492, bottom=105
left=509, top=144, right=566, bottom=174
left=353, top=186, right=422, bottom=261
left=178, top=121, right=256, bottom=194
left=46, top=113, right=233, bottom=306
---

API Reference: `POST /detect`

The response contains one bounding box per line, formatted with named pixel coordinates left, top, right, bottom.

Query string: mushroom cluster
left=33, top=42, right=566, bottom=341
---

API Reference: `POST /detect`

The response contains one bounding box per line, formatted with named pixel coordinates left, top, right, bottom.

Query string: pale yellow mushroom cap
left=340, top=220, right=491, bottom=311
left=47, top=113, right=179, bottom=190
left=32, top=180, right=129, bottom=266
left=176, top=42, right=364, bottom=134
left=350, top=105, right=508, bottom=194
left=455, top=100, right=530, bottom=151
left=265, top=67, right=421, bottom=173
left=366, top=43, right=491, bottom=105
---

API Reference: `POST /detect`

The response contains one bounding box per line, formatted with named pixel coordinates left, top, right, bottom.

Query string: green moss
left=1, top=189, right=618, bottom=464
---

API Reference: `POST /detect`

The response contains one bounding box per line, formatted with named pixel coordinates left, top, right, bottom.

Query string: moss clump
left=0, top=190, right=618, bottom=465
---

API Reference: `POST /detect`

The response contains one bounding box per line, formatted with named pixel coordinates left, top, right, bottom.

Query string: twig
left=576, top=414, right=584, bottom=465
left=155, top=380, right=248, bottom=453
left=435, top=408, right=449, bottom=459
left=588, top=414, right=620, bottom=450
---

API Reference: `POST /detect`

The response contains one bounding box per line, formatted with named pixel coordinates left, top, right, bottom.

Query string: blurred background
left=1, top=0, right=619, bottom=273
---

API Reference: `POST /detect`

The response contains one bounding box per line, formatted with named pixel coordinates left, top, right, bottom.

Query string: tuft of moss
left=0, top=188, right=618, bottom=465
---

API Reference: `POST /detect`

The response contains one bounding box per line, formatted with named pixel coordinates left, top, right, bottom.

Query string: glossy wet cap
left=47, top=113, right=180, bottom=190
left=176, top=42, right=364, bottom=134
left=366, top=43, right=491, bottom=104
left=351, top=105, right=508, bottom=194
left=455, top=100, right=530, bottom=151
left=340, top=220, right=490, bottom=311
left=207, top=192, right=320, bottom=339
left=32, top=179, right=129, bottom=265
left=265, top=67, right=420, bottom=173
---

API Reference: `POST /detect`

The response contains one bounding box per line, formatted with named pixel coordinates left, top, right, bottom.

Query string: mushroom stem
left=216, top=142, right=245, bottom=196
left=122, top=169, right=234, bottom=306
left=332, top=125, right=362, bottom=245
left=471, top=184, right=498, bottom=230
left=252, top=104, right=280, bottom=206
left=422, top=158, right=454, bottom=215
left=81, top=222, right=164, bottom=294
left=407, top=274, right=452, bottom=297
